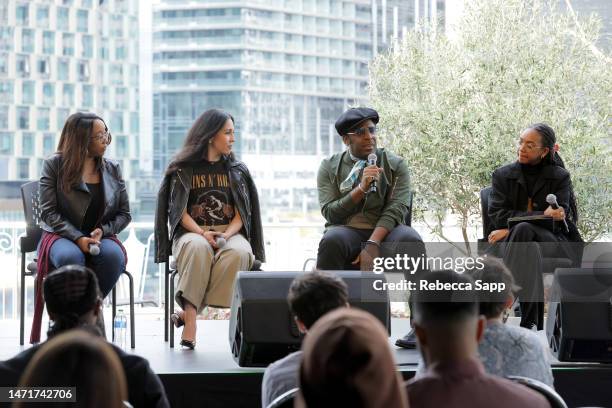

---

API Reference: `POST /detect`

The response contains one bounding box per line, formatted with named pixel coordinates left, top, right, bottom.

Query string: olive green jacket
left=317, top=148, right=411, bottom=231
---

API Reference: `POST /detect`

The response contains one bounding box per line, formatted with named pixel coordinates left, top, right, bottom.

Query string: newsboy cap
left=334, top=107, right=379, bottom=136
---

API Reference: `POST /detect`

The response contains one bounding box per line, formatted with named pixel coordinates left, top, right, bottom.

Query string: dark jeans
left=47, top=238, right=125, bottom=296
left=502, top=222, right=574, bottom=329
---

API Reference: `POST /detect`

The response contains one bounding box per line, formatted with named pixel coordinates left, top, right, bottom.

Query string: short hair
left=43, top=265, right=101, bottom=338
left=412, top=270, right=478, bottom=325
left=466, top=257, right=516, bottom=318
left=287, top=271, right=348, bottom=329
left=17, top=330, right=127, bottom=408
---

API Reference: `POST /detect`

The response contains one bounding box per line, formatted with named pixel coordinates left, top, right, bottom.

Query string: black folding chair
left=19, top=180, right=136, bottom=348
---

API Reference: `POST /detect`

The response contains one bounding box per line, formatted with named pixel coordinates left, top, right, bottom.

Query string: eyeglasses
left=516, top=139, right=543, bottom=152
left=346, top=126, right=378, bottom=137
left=92, top=131, right=112, bottom=144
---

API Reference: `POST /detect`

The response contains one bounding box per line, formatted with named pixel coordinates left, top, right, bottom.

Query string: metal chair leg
left=20, top=251, right=26, bottom=346
left=164, top=262, right=169, bottom=342
left=169, top=270, right=177, bottom=348
left=121, top=270, right=136, bottom=349
left=111, top=285, right=117, bottom=342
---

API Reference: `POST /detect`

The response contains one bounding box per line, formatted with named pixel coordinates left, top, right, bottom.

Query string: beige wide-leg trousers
left=172, top=231, right=253, bottom=311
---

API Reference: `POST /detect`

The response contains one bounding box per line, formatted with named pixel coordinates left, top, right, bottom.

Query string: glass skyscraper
left=0, top=0, right=140, bottom=214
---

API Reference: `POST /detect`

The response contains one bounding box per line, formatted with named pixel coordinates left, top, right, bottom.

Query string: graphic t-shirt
left=187, top=161, right=235, bottom=227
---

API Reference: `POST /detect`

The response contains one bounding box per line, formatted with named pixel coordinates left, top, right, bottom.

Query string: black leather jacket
left=154, top=158, right=265, bottom=263
left=39, top=154, right=131, bottom=241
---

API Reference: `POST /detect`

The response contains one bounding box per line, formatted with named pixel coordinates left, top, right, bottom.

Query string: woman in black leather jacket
left=487, top=123, right=582, bottom=329
left=154, top=108, right=264, bottom=349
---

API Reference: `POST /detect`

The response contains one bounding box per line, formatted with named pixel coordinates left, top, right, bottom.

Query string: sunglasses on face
left=346, top=126, right=378, bottom=137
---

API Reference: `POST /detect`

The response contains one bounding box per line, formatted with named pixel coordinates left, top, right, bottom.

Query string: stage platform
left=1, top=312, right=611, bottom=407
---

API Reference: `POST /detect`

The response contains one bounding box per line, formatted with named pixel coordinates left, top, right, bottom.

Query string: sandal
left=180, top=338, right=196, bottom=350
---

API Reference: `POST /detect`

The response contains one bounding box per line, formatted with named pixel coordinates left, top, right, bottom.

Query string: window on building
left=77, top=9, right=88, bottom=33
left=16, top=4, right=29, bottom=26
left=18, top=158, right=29, bottom=179
left=82, top=84, right=93, bottom=107
left=77, top=60, right=90, bottom=81
left=98, top=87, right=109, bottom=109
left=62, top=33, right=74, bottom=56
left=57, top=108, right=69, bottom=130
left=0, top=53, right=7, bottom=75
left=57, top=59, right=69, bottom=81
left=0, top=132, right=13, bottom=155
left=21, top=81, right=34, bottom=104
left=21, top=28, right=34, bottom=53
left=111, top=112, right=123, bottom=133
left=42, top=133, right=54, bottom=156
left=17, top=106, right=29, bottom=129
left=37, top=6, right=49, bottom=28
left=81, top=35, right=93, bottom=58
left=110, top=64, right=123, bottom=85
left=42, top=82, right=54, bottom=105
left=57, top=7, right=70, bottom=31
left=116, top=135, right=128, bottom=157
left=37, top=57, right=50, bottom=78
left=43, top=31, right=55, bottom=54
left=0, top=27, right=13, bottom=52
left=115, top=87, right=127, bottom=110
left=0, top=105, right=8, bottom=128
left=0, top=81, right=13, bottom=103
left=37, top=108, right=50, bottom=131
left=22, top=132, right=34, bottom=156
left=16, top=54, right=30, bottom=78
left=62, top=84, right=74, bottom=106
left=130, top=112, right=138, bottom=134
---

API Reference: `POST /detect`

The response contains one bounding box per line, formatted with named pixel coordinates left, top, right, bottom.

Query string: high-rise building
left=0, top=0, right=140, bottom=218
left=152, top=0, right=445, bottom=221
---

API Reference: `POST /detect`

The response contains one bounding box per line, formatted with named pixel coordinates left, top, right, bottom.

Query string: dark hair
left=165, top=108, right=234, bottom=175
left=287, top=271, right=348, bottom=329
left=43, top=265, right=102, bottom=338
left=17, top=330, right=127, bottom=408
left=465, top=257, right=516, bottom=319
left=56, top=112, right=109, bottom=193
left=528, top=123, right=579, bottom=223
left=412, top=270, right=479, bottom=325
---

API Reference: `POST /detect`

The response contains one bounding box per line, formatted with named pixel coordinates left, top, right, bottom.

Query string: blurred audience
left=261, top=271, right=349, bottom=407
left=296, top=307, right=408, bottom=408
left=407, top=270, right=550, bottom=408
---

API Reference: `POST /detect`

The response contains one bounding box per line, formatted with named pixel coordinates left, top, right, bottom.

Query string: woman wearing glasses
left=488, top=123, right=582, bottom=329
left=33, top=112, right=130, bottom=342
left=154, top=108, right=265, bottom=349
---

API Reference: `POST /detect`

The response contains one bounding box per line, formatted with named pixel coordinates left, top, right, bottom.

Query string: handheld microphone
left=215, top=236, right=226, bottom=248
left=89, top=243, right=100, bottom=256
left=367, top=153, right=377, bottom=194
left=545, top=194, right=569, bottom=232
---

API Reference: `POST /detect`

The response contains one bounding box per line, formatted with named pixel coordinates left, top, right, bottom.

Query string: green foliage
left=370, top=0, right=611, bottom=242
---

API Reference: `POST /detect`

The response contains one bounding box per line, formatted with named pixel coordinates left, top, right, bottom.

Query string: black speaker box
left=229, top=271, right=390, bottom=367
left=546, top=267, right=612, bottom=362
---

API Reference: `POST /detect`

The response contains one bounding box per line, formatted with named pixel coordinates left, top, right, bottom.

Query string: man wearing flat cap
left=316, top=106, right=425, bottom=348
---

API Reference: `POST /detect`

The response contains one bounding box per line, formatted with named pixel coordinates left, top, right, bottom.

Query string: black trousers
left=316, top=225, right=425, bottom=272
left=501, top=222, right=575, bottom=329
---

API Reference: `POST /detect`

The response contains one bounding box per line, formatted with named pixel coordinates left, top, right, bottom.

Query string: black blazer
left=39, top=154, right=131, bottom=241
left=488, top=161, right=581, bottom=242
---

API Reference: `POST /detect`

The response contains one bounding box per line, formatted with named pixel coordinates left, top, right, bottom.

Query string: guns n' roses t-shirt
left=187, top=161, right=235, bottom=227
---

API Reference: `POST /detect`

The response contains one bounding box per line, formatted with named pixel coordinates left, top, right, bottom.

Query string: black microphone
left=367, top=153, right=377, bottom=194
left=546, top=194, right=569, bottom=232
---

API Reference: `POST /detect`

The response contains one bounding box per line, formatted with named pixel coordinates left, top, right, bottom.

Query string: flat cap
left=334, top=107, right=379, bottom=136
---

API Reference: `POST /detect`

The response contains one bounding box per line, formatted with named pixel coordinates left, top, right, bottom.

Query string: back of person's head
left=465, top=257, right=517, bottom=319
left=412, top=270, right=479, bottom=328
left=287, top=271, right=348, bottom=329
left=297, top=308, right=408, bottom=408
left=44, top=265, right=102, bottom=338
left=16, top=330, right=127, bottom=408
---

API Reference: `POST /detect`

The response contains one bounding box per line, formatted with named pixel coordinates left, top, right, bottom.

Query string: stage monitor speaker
left=229, top=271, right=390, bottom=367
left=546, top=267, right=612, bottom=362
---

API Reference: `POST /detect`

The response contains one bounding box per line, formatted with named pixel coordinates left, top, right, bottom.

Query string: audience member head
left=287, top=271, right=349, bottom=333
left=57, top=112, right=110, bottom=193
left=297, top=308, right=408, bottom=408
left=465, top=257, right=517, bottom=320
left=412, top=270, right=484, bottom=367
left=16, top=330, right=127, bottom=408
left=44, top=265, right=102, bottom=338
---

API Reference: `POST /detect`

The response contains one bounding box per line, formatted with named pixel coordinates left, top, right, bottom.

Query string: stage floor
left=2, top=310, right=611, bottom=408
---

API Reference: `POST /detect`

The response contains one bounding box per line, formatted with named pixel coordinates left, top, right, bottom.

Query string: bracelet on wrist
left=357, top=183, right=367, bottom=194
left=365, top=239, right=380, bottom=248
